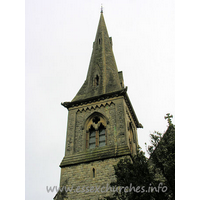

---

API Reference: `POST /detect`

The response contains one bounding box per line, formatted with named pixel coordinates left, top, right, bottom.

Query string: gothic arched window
left=89, top=126, right=96, bottom=149
left=99, top=124, right=106, bottom=147
left=86, top=114, right=107, bottom=149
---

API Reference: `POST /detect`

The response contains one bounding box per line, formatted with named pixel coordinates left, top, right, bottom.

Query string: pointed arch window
left=88, top=124, right=106, bottom=149
left=86, top=114, right=107, bottom=149
left=89, top=126, right=96, bottom=149
left=94, top=75, right=99, bottom=87
left=99, top=124, right=106, bottom=147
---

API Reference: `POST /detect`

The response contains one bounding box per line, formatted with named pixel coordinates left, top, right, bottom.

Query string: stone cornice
left=124, top=92, right=143, bottom=128
left=61, top=88, right=127, bottom=109
left=61, top=87, right=143, bottom=128
left=60, top=144, right=131, bottom=168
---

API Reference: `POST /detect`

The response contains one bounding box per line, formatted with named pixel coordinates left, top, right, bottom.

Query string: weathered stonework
left=54, top=11, right=142, bottom=200
left=59, top=156, right=130, bottom=200
left=63, top=96, right=138, bottom=158
left=65, top=110, right=76, bottom=155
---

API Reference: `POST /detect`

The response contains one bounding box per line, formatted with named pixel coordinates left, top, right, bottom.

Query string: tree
left=146, top=114, right=175, bottom=199
left=103, top=114, right=175, bottom=200
left=103, top=147, right=155, bottom=200
left=54, top=180, right=68, bottom=200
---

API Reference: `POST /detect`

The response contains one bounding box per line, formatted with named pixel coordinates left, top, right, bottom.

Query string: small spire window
left=94, top=75, right=99, bottom=87
left=99, top=38, right=101, bottom=45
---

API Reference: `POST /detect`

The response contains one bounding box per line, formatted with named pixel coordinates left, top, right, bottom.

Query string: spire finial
left=101, top=4, right=103, bottom=13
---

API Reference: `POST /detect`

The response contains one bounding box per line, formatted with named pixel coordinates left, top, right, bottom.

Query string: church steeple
left=56, top=10, right=143, bottom=200
left=71, top=12, right=122, bottom=102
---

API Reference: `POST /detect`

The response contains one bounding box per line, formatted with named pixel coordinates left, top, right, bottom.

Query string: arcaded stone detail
left=76, top=101, right=115, bottom=113
left=73, top=101, right=116, bottom=153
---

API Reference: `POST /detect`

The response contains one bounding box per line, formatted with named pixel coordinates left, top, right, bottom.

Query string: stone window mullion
left=86, top=131, right=89, bottom=149
left=105, top=129, right=107, bottom=145
left=95, top=130, right=99, bottom=147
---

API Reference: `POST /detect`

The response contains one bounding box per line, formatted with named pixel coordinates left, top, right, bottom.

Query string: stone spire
left=71, top=12, right=122, bottom=102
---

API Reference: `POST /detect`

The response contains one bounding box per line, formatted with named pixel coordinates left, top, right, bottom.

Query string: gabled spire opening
left=94, top=75, right=99, bottom=87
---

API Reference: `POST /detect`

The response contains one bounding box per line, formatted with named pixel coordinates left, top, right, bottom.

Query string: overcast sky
left=26, top=0, right=174, bottom=199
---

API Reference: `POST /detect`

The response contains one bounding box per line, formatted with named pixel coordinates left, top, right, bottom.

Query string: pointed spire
left=72, top=11, right=122, bottom=102
left=101, top=4, right=103, bottom=13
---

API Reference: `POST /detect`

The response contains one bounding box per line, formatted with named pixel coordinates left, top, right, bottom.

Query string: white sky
left=2, top=0, right=200, bottom=200
left=25, top=0, right=175, bottom=199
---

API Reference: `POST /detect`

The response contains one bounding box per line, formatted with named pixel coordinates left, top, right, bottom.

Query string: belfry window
left=86, top=114, right=107, bottom=149
left=88, top=124, right=106, bottom=149
left=89, top=126, right=96, bottom=149
left=99, top=124, right=106, bottom=147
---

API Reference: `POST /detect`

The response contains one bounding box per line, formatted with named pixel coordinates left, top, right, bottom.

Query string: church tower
left=54, top=9, right=143, bottom=200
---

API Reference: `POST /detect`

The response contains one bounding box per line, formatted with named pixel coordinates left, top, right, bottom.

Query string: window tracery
left=85, top=113, right=107, bottom=149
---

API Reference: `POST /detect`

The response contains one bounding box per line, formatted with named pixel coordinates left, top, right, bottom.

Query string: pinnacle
left=101, top=4, right=103, bottom=13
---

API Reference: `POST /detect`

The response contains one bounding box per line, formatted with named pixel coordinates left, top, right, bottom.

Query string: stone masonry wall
left=58, top=96, right=137, bottom=199
left=65, top=96, right=129, bottom=156
left=59, top=156, right=130, bottom=200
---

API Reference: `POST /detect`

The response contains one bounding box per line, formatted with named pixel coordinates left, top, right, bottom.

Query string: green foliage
left=146, top=114, right=175, bottom=199
left=145, top=131, right=162, bottom=155
left=148, top=125, right=175, bottom=199
left=103, top=147, right=155, bottom=200
left=103, top=114, right=175, bottom=200
left=55, top=190, right=67, bottom=200
left=55, top=180, right=68, bottom=200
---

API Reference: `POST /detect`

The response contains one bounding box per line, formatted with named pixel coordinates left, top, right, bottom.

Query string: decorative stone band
left=60, top=144, right=131, bottom=168
left=61, top=87, right=143, bottom=129
left=76, top=101, right=115, bottom=113
left=61, top=88, right=127, bottom=109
